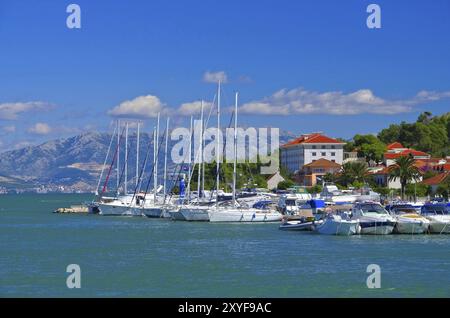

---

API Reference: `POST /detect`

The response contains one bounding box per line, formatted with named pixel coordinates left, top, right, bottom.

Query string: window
left=321, top=152, right=326, bottom=156
left=331, top=152, right=335, bottom=156
left=321, top=145, right=326, bottom=149
left=331, top=145, right=335, bottom=149
left=312, top=145, right=316, bottom=149
left=312, top=152, right=317, bottom=156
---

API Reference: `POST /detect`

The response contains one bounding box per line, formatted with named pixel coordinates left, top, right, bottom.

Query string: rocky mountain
left=0, top=130, right=297, bottom=192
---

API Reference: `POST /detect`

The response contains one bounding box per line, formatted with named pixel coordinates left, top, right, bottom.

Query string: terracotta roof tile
left=422, top=172, right=450, bottom=186
left=282, top=133, right=344, bottom=147
left=387, top=142, right=404, bottom=150
left=303, top=158, right=341, bottom=168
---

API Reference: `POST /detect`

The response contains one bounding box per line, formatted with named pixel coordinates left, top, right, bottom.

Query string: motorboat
left=320, top=183, right=357, bottom=204
left=313, top=213, right=358, bottom=235
left=351, top=202, right=396, bottom=235
left=386, top=204, right=430, bottom=234
left=279, top=217, right=322, bottom=231
left=421, top=203, right=450, bottom=234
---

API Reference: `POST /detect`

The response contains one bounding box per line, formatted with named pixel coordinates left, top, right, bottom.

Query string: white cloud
left=0, top=101, right=52, bottom=120
left=2, top=125, right=16, bottom=133
left=108, top=95, right=166, bottom=118
left=203, top=71, right=228, bottom=84
left=28, top=122, right=51, bottom=135
left=239, top=88, right=450, bottom=116
left=177, top=101, right=213, bottom=116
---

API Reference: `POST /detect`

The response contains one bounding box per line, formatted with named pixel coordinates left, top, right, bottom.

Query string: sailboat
left=97, top=121, right=145, bottom=216
left=207, top=91, right=282, bottom=223
left=173, top=92, right=217, bottom=221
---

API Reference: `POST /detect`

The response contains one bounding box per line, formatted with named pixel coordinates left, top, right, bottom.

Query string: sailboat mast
left=197, top=101, right=204, bottom=199
left=232, top=92, right=238, bottom=206
left=153, top=126, right=157, bottom=195
left=187, top=116, right=193, bottom=201
left=96, top=124, right=116, bottom=196
left=155, top=113, right=160, bottom=193
left=125, top=122, right=129, bottom=194
left=216, top=81, right=221, bottom=208
left=136, top=122, right=140, bottom=187
left=163, top=117, right=170, bottom=199
left=116, top=119, right=120, bottom=195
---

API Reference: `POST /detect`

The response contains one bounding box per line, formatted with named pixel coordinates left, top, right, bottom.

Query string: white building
left=280, top=133, right=345, bottom=173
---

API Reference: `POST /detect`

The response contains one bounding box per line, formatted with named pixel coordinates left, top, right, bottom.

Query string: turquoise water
left=0, top=193, right=449, bottom=297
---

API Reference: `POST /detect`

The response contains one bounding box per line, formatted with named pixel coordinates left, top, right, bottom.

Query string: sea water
left=0, top=193, right=449, bottom=297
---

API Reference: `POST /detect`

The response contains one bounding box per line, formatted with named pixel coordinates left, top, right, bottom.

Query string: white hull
left=174, top=205, right=212, bottom=221
left=141, top=207, right=164, bottom=218
left=428, top=221, right=450, bottom=234
left=358, top=224, right=394, bottom=235
left=98, top=203, right=133, bottom=216
left=209, top=209, right=282, bottom=223
left=279, top=220, right=322, bottom=231
left=394, top=217, right=430, bottom=234
left=314, top=216, right=358, bottom=236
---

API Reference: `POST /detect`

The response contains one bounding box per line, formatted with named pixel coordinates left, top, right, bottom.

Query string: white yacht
left=387, top=204, right=430, bottom=234
left=97, top=194, right=141, bottom=216
left=314, top=213, right=359, bottom=236
left=421, top=203, right=450, bottom=234
left=351, top=202, right=396, bottom=235
left=208, top=203, right=282, bottom=223
left=277, top=192, right=313, bottom=215
left=320, top=183, right=357, bottom=204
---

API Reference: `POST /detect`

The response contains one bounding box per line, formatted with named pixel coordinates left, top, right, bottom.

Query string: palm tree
left=350, top=161, right=369, bottom=184
left=339, top=162, right=368, bottom=187
left=339, top=162, right=355, bottom=186
left=388, top=155, right=421, bottom=200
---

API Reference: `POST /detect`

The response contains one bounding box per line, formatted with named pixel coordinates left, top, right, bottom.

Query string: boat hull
left=179, top=208, right=210, bottom=221
left=209, top=210, right=281, bottom=223
left=315, top=219, right=358, bottom=236
left=358, top=221, right=395, bottom=235
left=394, top=219, right=430, bottom=234
left=142, top=207, right=164, bottom=218
left=428, top=221, right=450, bottom=234
left=279, top=220, right=322, bottom=231
left=98, top=203, right=130, bottom=216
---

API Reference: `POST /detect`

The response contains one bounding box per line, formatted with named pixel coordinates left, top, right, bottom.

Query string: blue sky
left=0, top=0, right=449, bottom=151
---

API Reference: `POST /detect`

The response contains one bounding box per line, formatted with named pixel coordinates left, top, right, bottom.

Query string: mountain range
left=0, top=130, right=296, bottom=192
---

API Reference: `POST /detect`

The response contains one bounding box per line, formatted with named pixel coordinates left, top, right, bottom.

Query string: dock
left=54, top=205, right=89, bottom=214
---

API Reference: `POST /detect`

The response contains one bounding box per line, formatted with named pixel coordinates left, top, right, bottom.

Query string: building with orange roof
left=384, top=143, right=431, bottom=166
left=297, top=158, right=342, bottom=186
left=422, top=172, right=449, bottom=194
left=280, top=133, right=345, bottom=173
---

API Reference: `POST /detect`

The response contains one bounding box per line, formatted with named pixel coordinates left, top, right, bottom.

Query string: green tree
left=307, top=184, right=323, bottom=194
left=338, top=161, right=369, bottom=186
left=277, top=180, right=294, bottom=190
left=388, top=155, right=421, bottom=200
left=353, top=134, right=386, bottom=164
left=350, top=161, right=369, bottom=183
